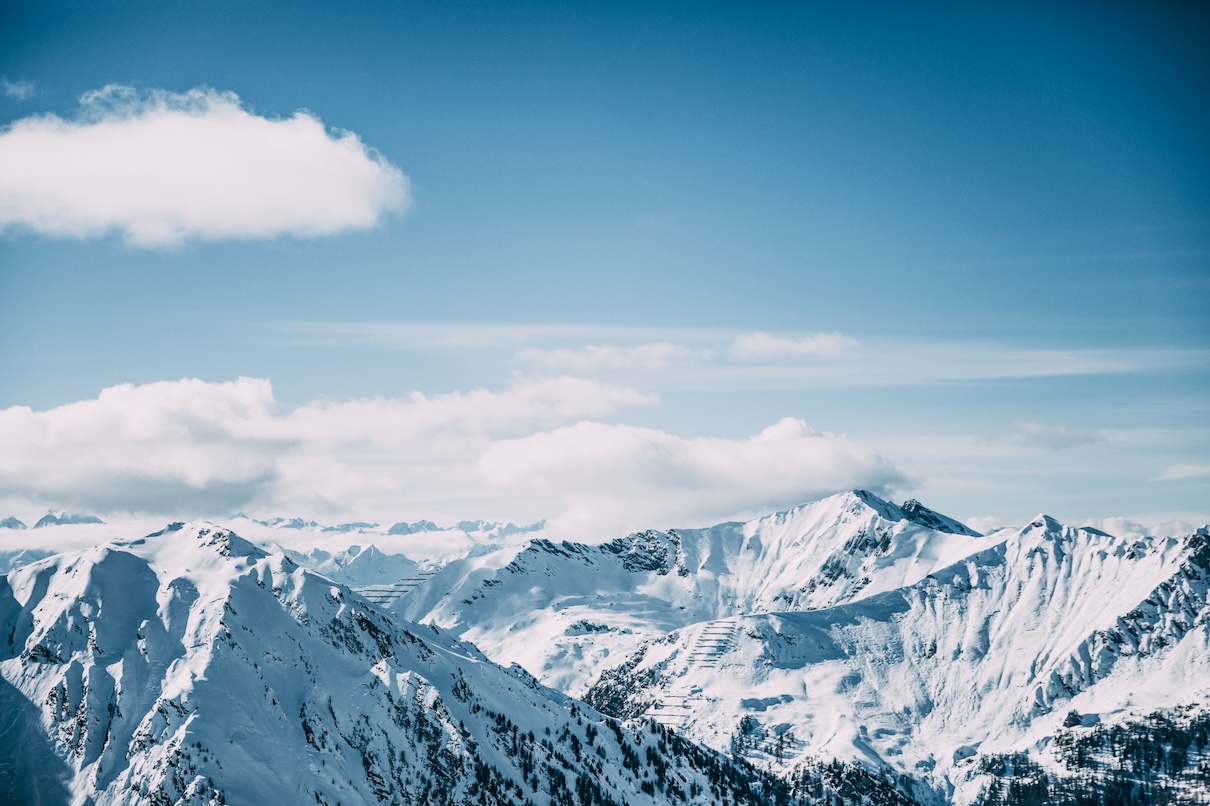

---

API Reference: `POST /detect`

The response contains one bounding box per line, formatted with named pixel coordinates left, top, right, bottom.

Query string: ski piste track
left=649, top=618, right=738, bottom=729
left=352, top=571, right=435, bottom=607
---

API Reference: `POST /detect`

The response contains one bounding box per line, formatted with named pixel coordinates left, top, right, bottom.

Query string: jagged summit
left=399, top=489, right=991, bottom=696
left=848, top=489, right=982, bottom=536
left=32, top=511, right=104, bottom=528
left=583, top=517, right=1210, bottom=803
left=899, top=498, right=982, bottom=536
left=0, top=517, right=27, bottom=530
left=387, top=519, right=441, bottom=535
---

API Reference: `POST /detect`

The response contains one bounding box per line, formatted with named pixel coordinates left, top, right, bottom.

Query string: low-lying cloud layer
left=0, top=377, right=905, bottom=539
left=0, top=86, right=409, bottom=245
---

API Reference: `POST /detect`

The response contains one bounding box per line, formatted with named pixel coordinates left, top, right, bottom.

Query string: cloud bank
left=0, top=378, right=904, bottom=539
left=480, top=417, right=905, bottom=535
left=0, top=86, right=409, bottom=245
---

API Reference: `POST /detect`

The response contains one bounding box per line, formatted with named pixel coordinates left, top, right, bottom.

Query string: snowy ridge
left=397, top=491, right=991, bottom=696
left=583, top=519, right=1210, bottom=803
left=278, top=543, right=425, bottom=587
left=0, top=522, right=810, bottom=805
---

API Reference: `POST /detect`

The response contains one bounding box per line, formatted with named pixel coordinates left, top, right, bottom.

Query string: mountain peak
left=1024, top=514, right=1064, bottom=534
left=121, top=521, right=268, bottom=567
left=899, top=498, right=982, bottom=536
left=32, top=511, right=104, bottom=528
left=840, top=490, right=980, bottom=536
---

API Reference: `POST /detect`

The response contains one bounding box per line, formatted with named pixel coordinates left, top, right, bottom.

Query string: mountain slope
left=584, top=520, right=1210, bottom=803
left=0, top=522, right=810, bottom=806
left=397, top=491, right=987, bottom=695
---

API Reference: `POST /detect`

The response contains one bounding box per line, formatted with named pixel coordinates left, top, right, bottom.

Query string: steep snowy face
left=0, top=523, right=806, bottom=806
left=398, top=491, right=987, bottom=696
left=585, top=521, right=1210, bottom=803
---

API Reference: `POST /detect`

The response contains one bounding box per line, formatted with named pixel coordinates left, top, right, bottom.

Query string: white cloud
left=0, top=377, right=648, bottom=516
left=962, top=515, right=1007, bottom=534
left=0, top=377, right=903, bottom=540
left=1078, top=516, right=1203, bottom=540
left=280, top=323, right=1206, bottom=389
left=479, top=416, right=905, bottom=537
left=0, top=85, right=409, bottom=245
left=515, top=342, right=700, bottom=372
left=729, top=331, right=858, bottom=361
left=2, top=79, right=34, bottom=100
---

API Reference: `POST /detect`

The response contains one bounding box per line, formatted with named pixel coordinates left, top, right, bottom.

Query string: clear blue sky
left=0, top=1, right=1207, bottom=534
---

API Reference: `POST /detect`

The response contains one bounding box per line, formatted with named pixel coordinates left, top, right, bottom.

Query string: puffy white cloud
left=729, top=331, right=858, bottom=361
left=0, top=86, right=409, bottom=245
left=0, top=377, right=652, bottom=521
left=0, top=378, right=288, bottom=514
left=0, top=378, right=904, bottom=540
left=479, top=416, right=906, bottom=537
left=1076, top=516, right=1202, bottom=540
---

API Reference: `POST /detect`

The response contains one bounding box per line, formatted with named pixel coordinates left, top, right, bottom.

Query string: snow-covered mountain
left=4, top=494, right=1206, bottom=804
left=583, top=517, right=1210, bottom=803
left=0, top=522, right=812, bottom=805
left=278, top=543, right=425, bottom=587
left=388, top=491, right=1210, bottom=801
left=396, top=491, right=991, bottom=696
left=33, top=512, right=104, bottom=528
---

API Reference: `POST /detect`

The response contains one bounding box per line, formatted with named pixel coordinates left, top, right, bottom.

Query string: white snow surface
left=384, top=491, right=1210, bottom=801
left=4, top=492, right=1208, bottom=803
left=397, top=491, right=994, bottom=696
left=0, top=521, right=780, bottom=805
left=583, top=513, right=1210, bottom=803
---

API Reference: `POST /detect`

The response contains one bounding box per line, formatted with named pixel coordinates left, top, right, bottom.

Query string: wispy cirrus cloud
left=516, top=342, right=703, bottom=372
left=275, top=321, right=1210, bottom=388
left=1, top=79, right=34, bottom=100
left=729, top=331, right=857, bottom=360
left=276, top=322, right=721, bottom=351
left=1009, top=420, right=1104, bottom=451
left=0, top=85, right=409, bottom=246
left=1156, top=464, right=1210, bottom=481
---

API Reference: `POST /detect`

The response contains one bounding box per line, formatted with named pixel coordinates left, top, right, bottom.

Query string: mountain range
left=2, top=492, right=1207, bottom=804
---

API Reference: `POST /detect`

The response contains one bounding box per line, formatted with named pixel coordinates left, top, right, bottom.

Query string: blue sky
left=0, top=1, right=1207, bottom=536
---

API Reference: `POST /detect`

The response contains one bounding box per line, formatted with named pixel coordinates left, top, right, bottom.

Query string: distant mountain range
left=228, top=514, right=546, bottom=538
left=0, top=512, right=107, bottom=530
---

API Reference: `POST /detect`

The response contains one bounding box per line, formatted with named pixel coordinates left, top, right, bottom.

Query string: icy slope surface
left=585, top=520, right=1210, bottom=803
left=0, top=522, right=806, bottom=806
left=398, top=491, right=987, bottom=695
